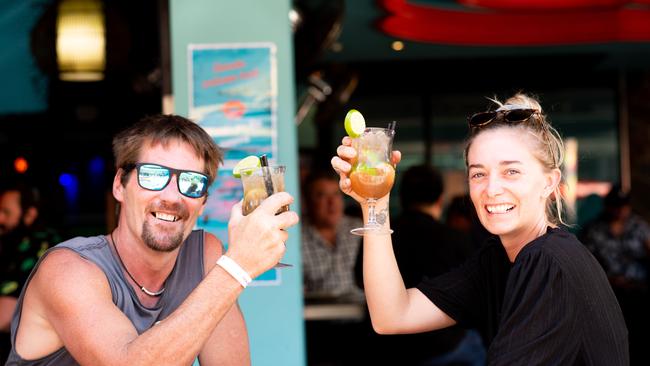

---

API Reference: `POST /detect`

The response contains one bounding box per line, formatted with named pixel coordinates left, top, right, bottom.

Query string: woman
left=331, top=93, right=628, bottom=365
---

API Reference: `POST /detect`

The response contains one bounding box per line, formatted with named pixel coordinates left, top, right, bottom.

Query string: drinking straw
left=259, top=154, right=275, bottom=197
left=388, top=121, right=396, bottom=132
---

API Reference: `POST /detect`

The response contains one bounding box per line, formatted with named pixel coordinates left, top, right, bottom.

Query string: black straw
left=259, top=154, right=275, bottom=197
left=388, top=121, right=396, bottom=131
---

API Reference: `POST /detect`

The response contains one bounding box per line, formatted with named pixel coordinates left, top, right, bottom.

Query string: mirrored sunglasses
left=467, top=108, right=540, bottom=129
left=125, top=163, right=209, bottom=198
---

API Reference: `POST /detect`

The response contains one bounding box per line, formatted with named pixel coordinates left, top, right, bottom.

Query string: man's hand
left=226, top=192, right=299, bottom=278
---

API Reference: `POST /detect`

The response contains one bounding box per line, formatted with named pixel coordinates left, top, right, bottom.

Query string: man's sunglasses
left=467, top=108, right=540, bottom=129
left=124, top=163, right=209, bottom=198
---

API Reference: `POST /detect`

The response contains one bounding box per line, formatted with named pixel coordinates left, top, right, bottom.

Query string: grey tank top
left=6, top=229, right=205, bottom=365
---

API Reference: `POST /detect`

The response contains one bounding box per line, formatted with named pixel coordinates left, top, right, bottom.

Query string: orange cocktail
left=349, top=127, right=395, bottom=235
left=350, top=163, right=395, bottom=199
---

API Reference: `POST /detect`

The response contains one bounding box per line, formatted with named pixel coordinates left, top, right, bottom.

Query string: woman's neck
left=500, top=216, right=549, bottom=262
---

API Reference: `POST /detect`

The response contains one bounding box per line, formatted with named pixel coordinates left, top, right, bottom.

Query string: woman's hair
left=113, top=114, right=223, bottom=187
left=464, top=93, right=567, bottom=226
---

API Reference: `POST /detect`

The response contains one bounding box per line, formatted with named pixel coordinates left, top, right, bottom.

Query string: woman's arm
left=332, top=137, right=455, bottom=334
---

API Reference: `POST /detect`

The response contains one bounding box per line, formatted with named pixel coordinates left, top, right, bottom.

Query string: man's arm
left=199, top=232, right=250, bottom=365
left=15, top=193, right=297, bottom=366
left=18, top=247, right=244, bottom=365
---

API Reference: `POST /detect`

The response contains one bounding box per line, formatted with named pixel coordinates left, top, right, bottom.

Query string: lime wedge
left=344, top=109, right=366, bottom=138
left=233, top=155, right=261, bottom=178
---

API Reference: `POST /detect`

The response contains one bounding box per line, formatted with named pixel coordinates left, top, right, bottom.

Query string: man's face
left=308, top=178, right=343, bottom=229
left=0, top=190, right=23, bottom=236
left=114, top=140, right=208, bottom=252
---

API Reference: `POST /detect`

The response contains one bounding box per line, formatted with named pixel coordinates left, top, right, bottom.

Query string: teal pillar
left=169, top=1, right=304, bottom=365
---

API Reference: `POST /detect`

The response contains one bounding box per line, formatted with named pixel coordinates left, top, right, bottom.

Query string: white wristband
left=216, top=255, right=252, bottom=288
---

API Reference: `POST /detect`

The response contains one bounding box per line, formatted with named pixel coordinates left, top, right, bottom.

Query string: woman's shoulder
left=516, top=228, right=597, bottom=272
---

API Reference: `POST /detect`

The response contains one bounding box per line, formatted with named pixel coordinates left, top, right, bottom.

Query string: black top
left=389, top=210, right=476, bottom=360
left=417, top=227, right=628, bottom=365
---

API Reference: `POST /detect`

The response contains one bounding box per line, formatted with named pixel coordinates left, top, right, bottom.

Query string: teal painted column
left=169, top=1, right=304, bottom=365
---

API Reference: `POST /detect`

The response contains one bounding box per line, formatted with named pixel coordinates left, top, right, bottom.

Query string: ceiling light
left=56, top=0, right=106, bottom=81
left=391, top=41, right=404, bottom=51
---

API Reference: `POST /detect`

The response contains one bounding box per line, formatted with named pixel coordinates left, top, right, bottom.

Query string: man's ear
left=23, top=207, right=38, bottom=227
left=113, top=169, right=126, bottom=203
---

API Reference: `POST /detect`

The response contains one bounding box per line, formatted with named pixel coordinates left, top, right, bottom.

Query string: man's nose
left=159, top=175, right=183, bottom=200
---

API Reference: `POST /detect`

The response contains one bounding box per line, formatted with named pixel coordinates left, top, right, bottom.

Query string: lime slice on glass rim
left=344, top=109, right=366, bottom=138
left=233, top=155, right=261, bottom=178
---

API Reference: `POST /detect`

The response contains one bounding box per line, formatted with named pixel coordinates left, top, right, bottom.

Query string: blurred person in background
left=446, top=193, right=491, bottom=252
left=301, top=170, right=365, bottom=366
left=385, top=164, right=485, bottom=365
left=0, top=181, right=60, bottom=363
left=301, top=170, right=364, bottom=301
left=582, top=184, right=650, bottom=365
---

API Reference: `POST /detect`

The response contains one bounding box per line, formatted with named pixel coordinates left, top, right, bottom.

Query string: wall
left=169, top=1, right=304, bottom=365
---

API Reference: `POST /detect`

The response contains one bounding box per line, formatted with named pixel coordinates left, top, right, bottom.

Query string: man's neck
left=313, top=223, right=337, bottom=248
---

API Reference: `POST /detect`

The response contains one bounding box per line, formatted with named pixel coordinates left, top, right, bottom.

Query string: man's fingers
left=273, top=210, right=299, bottom=231
left=256, top=191, right=294, bottom=215
left=229, top=200, right=244, bottom=223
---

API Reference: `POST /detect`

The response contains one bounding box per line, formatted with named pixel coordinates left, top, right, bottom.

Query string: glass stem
left=366, top=198, right=378, bottom=227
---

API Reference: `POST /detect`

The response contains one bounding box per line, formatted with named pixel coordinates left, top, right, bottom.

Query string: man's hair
left=0, top=180, right=41, bottom=213
left=113, top=114, right=223, bottom=187
left=399, top=164, right=444, bottom=209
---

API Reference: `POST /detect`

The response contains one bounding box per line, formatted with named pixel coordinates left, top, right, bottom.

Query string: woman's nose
left=486, top=174, right=504, bottom=197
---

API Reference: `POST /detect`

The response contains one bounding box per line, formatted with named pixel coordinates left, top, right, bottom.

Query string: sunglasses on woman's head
left=467, top=108, right=540, bottom=129
left=123, top=163, right=209, bottom=198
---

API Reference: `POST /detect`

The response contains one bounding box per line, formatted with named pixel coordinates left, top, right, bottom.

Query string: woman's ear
left=543, top=168, right=562, bottom=198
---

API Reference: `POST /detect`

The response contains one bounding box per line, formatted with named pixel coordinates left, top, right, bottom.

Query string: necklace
left=110, top=232, right=165, bottom=297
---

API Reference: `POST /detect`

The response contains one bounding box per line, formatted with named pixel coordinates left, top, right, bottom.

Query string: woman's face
left=467, top=128, right=556, bottom=242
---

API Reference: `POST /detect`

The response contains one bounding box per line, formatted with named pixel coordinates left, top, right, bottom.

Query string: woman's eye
left=470, top=172, right=484, bottom=179
left=506, top=169, right=520, bottom=176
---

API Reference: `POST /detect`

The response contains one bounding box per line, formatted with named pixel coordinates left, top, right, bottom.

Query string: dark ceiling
left=2, top=0, right=650, bottom=232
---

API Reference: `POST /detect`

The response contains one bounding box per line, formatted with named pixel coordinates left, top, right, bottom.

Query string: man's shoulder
left=54, top=235, right=107, bottom=252
left=34, top=247, right=109, bottom=292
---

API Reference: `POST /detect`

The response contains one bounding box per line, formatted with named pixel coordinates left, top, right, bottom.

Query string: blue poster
left=189, top=43, right=280, bottom=285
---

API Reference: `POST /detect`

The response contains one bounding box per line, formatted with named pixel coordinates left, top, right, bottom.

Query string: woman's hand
left=330, top=136, right=401, bottom=204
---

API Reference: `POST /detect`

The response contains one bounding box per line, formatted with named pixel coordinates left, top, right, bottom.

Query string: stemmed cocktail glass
left=349, top=127, right=396, bottom=235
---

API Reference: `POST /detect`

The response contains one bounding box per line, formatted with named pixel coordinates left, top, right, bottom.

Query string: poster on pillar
left=188, top=43, right=280, bottom=285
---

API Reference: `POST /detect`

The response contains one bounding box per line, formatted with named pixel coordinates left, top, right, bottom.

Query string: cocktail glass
left=240, top=165, right=291, bottom=267
left=349, top=127, right=396, bottom=235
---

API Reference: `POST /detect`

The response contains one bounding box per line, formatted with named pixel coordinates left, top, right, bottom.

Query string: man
left=301, top=171, right=363, bottom=300
left=300, top=171, right=364, bottom=366
left=0, top=182, right=58, bottom=362
left=5, top=115, right=298, bottom=365
left=582, top=184, right=650, bottom=365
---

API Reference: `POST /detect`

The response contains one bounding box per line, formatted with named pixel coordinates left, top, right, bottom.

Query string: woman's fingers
left=392, top=150, right=402, bottom=165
